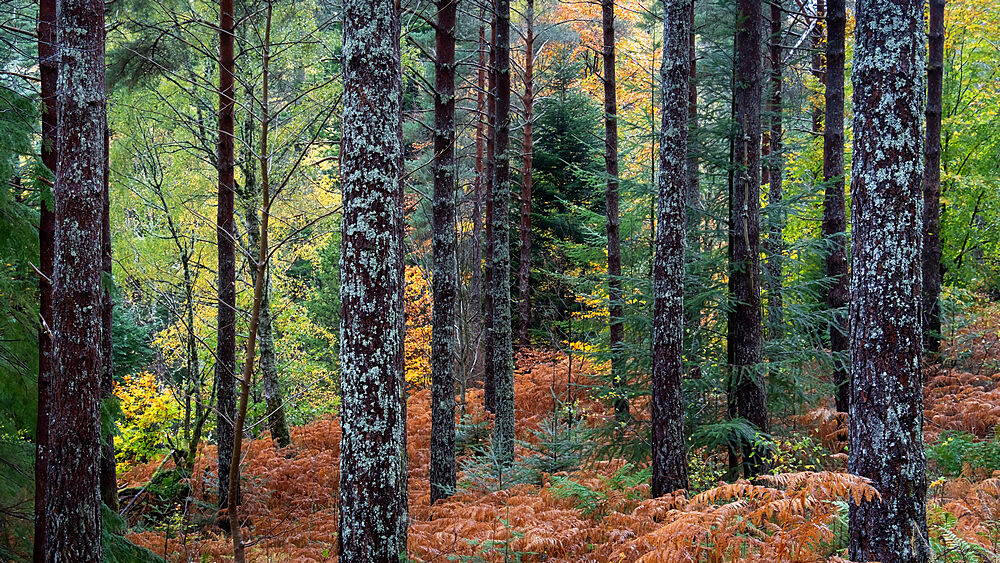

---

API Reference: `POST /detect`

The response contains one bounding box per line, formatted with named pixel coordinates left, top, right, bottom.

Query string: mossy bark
left=651, top=0, right=691, bottom=498
left=337, top=0, right=408, bottom=554
left=848, top=1, right=929, bottom=560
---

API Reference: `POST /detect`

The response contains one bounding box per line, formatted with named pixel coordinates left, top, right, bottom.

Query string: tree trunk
left=243, top=193, right=291, bottom=449
left=727, top=0, right=767, bottom=479
left=430, top=0, right=458, bottom=503
left=810, top=0, right=825, bottom=135
left=483, top=15, right=497, bottom=413
left=490, top=0, right=516, bottom=465
left=215, top=0, right=239, bottom=514
left=651, top=0, right=691, bottom=498
left=33, top=0, right=56, bottom=555
left=43, top=0, right=107, bottom=556
left=337, top=0, right=408, bottom=553
left=471, top=19, right=486, bottom=385
left=516, top=0, right=535, bottom=350
left=685, top=0, right=699, bottom=225
left=822, top=0, right=849, bottom=412
left=763, top=1, right=784, bottom=343
left=848, top=1, right=929, bottom=561
left=100, top=124, right=119, bottom=512
left=922, top=0, right=945, bottom=354
left=602, top=0, right=627, bottom=421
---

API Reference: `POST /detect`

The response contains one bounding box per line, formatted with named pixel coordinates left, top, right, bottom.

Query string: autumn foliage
left=123, top=350, right=884, bottom=561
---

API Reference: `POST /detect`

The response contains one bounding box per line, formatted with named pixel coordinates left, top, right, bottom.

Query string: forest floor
left=122, top=306, right=1000, bottom=562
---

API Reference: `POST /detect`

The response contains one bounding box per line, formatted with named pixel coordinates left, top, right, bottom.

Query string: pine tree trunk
left=822, top=0, right=849, bottom=412
left=727, top=0, right=767, bottom=479
left=471, top=20, right=486, bottom=385
left=337, top=0, right=408, bottom=554
left=922, top=0, right=945, bottom=354
left=33, top=0, right=56, bottom=554
left=100, top=124, right=118, bottom=512
left=430, top=0, right=458, bottom=503
left=490, top=0, right=516, bottom=464
left=685, top=0, right=699, bottom=224
left=43, top=0, right=107, bottom=556
left=651, top=0, right=691, bottom=498
left=516, top=0, right=535, bottom=350
left=848, top=1, right=929, bottom=560
left=215, top=0, right=239, bottom=514
left=602, top=0, right=628, bottom=421
left=764, top=1, right=784, bottom=342
left=483, top=16, right=497, bottom=413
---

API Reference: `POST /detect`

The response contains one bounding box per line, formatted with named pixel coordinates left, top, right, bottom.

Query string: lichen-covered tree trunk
left=602, top=0, right=627, bottom=421
left=516, top=0, right=535, bottom=350
left=337, top=0, right=407, bottom=553
left=922, top=0, right=945, bottom=354
left=215, top=0, right=239, bottom=513
left=848, top=1, right=929, bottom=560
left=483, top=17, right=497, bottom=414
left=43, top=0, right=107, bottom=556
left=100, top=124, right=118, bottom=512
left=33, top=0, right=56, bottom=554
left=430, top=0, right=458, bottom=504
left=490, top=0, right=516, bottom=464
left=822, top=0, right=849, bottom=413
left=651, top=0, right=690, bottom=498
left=763, top=1, right=784, bottom=342
left=727, top=0, right=767, bottom=479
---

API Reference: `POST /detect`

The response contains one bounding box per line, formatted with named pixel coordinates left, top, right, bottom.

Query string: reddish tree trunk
left=337, top=0, right=408, bottom=554
left=430, top=0, right=458, bottom=503
left=33, top=0, right=56, bottom=556
left=43, top=0, right=108, bottom=556
left=727, top=0, right=767, bottom=479
left=651, top=0, right=691, bottom=498
left=822, top=0, right=849, bottom=412
left=764, top=1, right=784, bottom=342
left=215, top=0, right=239, bottom=514
left=602, top=0, right=627, bottom=420
left=516, top=0, right=535, bottom=350
left=922, top=0, right=945, bottom=354
left=848, top=1, right=929, bottom=561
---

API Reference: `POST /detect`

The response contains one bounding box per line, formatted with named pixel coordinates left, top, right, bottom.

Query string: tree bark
left=922, top=0, right=945, bottom=354
left=337, top=0, right=408, bottom=553
left=471, top=19, right=486, bottom=385
left=215, top=0, right=239, bottom=514
left=430, top=0, right=458, bottom=503
left=490, top=0, right=516, bottom=464
left=43, top=0, right=107, bottom=556
left=602, top=0, right=628, bottom=421
left=822, top=0, right=849, bottom=412
left=33, top=0, right=56, bottom=555
left=727, top=0, right=767, bottom=479
left=243, top=192, right=290, bottom=449
left=651, top=0, right=690, bottom=498
left=516, top=0, right=535, bottom=350
left=764, top=1, right=784, bottom=343
left=483, top=15, right=497, bottom=413
left=848, top=1, right=929, bottom=561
